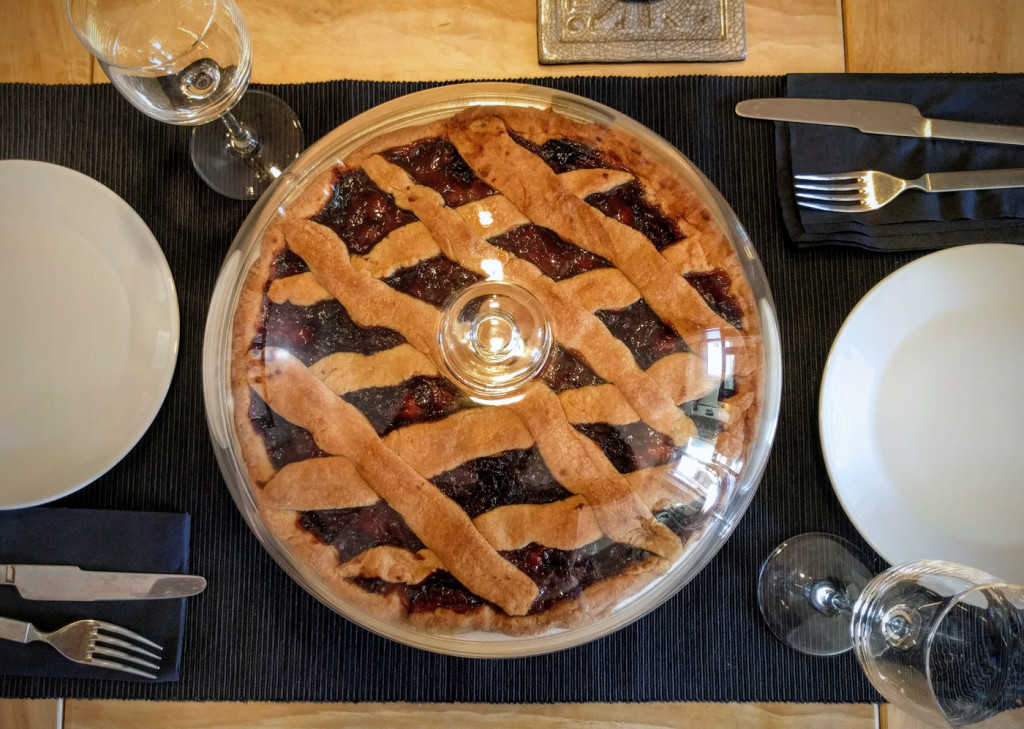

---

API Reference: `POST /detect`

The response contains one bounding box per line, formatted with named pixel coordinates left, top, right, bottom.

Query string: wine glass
left=67, top=0, right=303, bottom=200
left=758, top=533, right=1024, bottom=727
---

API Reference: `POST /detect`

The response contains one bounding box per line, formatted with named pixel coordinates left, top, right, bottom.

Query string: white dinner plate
left=0, top=161, right=179, bottom=509
left=820, top=243, right=1024, bottom=584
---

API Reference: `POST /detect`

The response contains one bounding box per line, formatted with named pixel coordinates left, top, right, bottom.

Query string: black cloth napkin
left=774, top=73, right=1024, bottom=250
left=0, top=508, right=191, bottom=682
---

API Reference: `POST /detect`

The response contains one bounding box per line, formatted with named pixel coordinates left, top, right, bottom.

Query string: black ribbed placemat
left=0, top=76, right=899, bottom=703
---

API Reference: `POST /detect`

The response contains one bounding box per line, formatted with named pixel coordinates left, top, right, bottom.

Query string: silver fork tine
left=794, top=169, right=919, bottom=212
left=91, top=644, right=162, bottom=670
left=795, top=190, right=866, bottom=202
left=93, top=632, right=162, bottom=660
left=92, top=620, right=163, bottom=650
left=86, top=620, right=163, bottom=678
left=793, top=171, right=865, bottom=182
left=794, top=180, right=865, bottom=192
left=797, top=200, right=869, bottom=213
left=794, top=170, right=872, bottom=208
left=86, top=656, right=159, bottom=680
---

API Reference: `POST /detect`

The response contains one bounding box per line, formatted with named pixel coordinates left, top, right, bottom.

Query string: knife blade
left=735, top=98, right=1024, bottom=146
left=1, top=564, right=206, bottom=601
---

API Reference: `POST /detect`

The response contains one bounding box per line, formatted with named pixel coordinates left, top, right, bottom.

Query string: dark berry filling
left=594, top=299, right=690, bottom=370
left=270, top=247, right=310, bottom=280
left=301, top=502, right=426, bottom=563
left=353, top=572, right=490, bottom=615
left=350, top=538, right=652, bottom=616
left=538, top=344, right=606, bottom=393
left=382, top=137, right=497, bottom=208
left=249, top=391, right=330, bottom=471
left=585, top=181, right=683, bottom=251
left=503, top=540, right=649, bottom=614
left=488, top=224, right=612, bottom=281
left=311, top=169, right=418, bottom=256
left=381, top=254, right=482, bottom=308
left=684, top=269, right=743, bottom=329
left=264, top=299, right=406, bottom=366
left=512, top=135, right=623, bottom=174
left=574, top=421, right=678, bottom=474
left=342, top=376, right=473, bottom=436
left=430, top=447, right=573, bottom=519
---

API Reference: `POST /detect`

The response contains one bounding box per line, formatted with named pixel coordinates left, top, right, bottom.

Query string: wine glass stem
left=221, top=110, right=259, bottom=158
left=812, top=582, right=919, bottom=649
left=810, top=581, right=854, bottom=616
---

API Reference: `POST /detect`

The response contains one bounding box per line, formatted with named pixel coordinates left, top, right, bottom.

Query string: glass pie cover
left=203, top=83, right=781, bottom=656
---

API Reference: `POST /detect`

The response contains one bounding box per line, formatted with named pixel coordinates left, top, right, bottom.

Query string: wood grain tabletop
left=1, top=1, right=1021, bottom=727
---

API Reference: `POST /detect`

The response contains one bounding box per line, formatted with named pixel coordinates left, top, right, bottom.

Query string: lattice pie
left=231, top=104, right=762, bottom=635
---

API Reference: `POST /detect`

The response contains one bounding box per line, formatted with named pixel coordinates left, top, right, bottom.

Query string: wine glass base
left=758, top=533, right=875, bottom=656
left=190, top=89, right=303, bottom=200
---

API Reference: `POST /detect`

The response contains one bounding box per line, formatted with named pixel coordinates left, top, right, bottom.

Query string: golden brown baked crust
left=230, top=103, right=763, bottom=636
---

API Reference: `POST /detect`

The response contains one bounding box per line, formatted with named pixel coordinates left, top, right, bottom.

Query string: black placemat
left=0, top=76, right=897, bottom=704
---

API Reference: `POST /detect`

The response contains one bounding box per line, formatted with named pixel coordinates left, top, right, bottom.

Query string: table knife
left=735, top=98, right=1024, bottom=146
left=1, top=564, right=206, bottom=601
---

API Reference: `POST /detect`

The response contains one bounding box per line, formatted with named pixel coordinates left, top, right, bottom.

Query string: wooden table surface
left=2, top=1, right=1021, bottom=727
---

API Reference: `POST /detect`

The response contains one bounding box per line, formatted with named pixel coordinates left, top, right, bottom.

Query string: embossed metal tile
left=538, top=0, right=746, bottom=64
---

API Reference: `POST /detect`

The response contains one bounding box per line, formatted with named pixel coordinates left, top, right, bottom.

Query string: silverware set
left=1, top=564, right=206, bottom=679
left=736, top=97, right=1024, bottom=213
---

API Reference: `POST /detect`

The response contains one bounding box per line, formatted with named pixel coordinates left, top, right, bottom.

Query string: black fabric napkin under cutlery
left=771, top=73, right=1024, bottom=250
left=0, top=508, right=191, bottom=682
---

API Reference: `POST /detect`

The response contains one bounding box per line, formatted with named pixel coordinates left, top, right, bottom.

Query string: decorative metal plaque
left=538, top=0, right=746, bottom=64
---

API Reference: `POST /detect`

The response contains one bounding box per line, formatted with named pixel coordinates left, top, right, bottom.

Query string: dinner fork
left=794, top=167, right=1024, bottom=212
left=0, top=615, right=162, bottom=679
